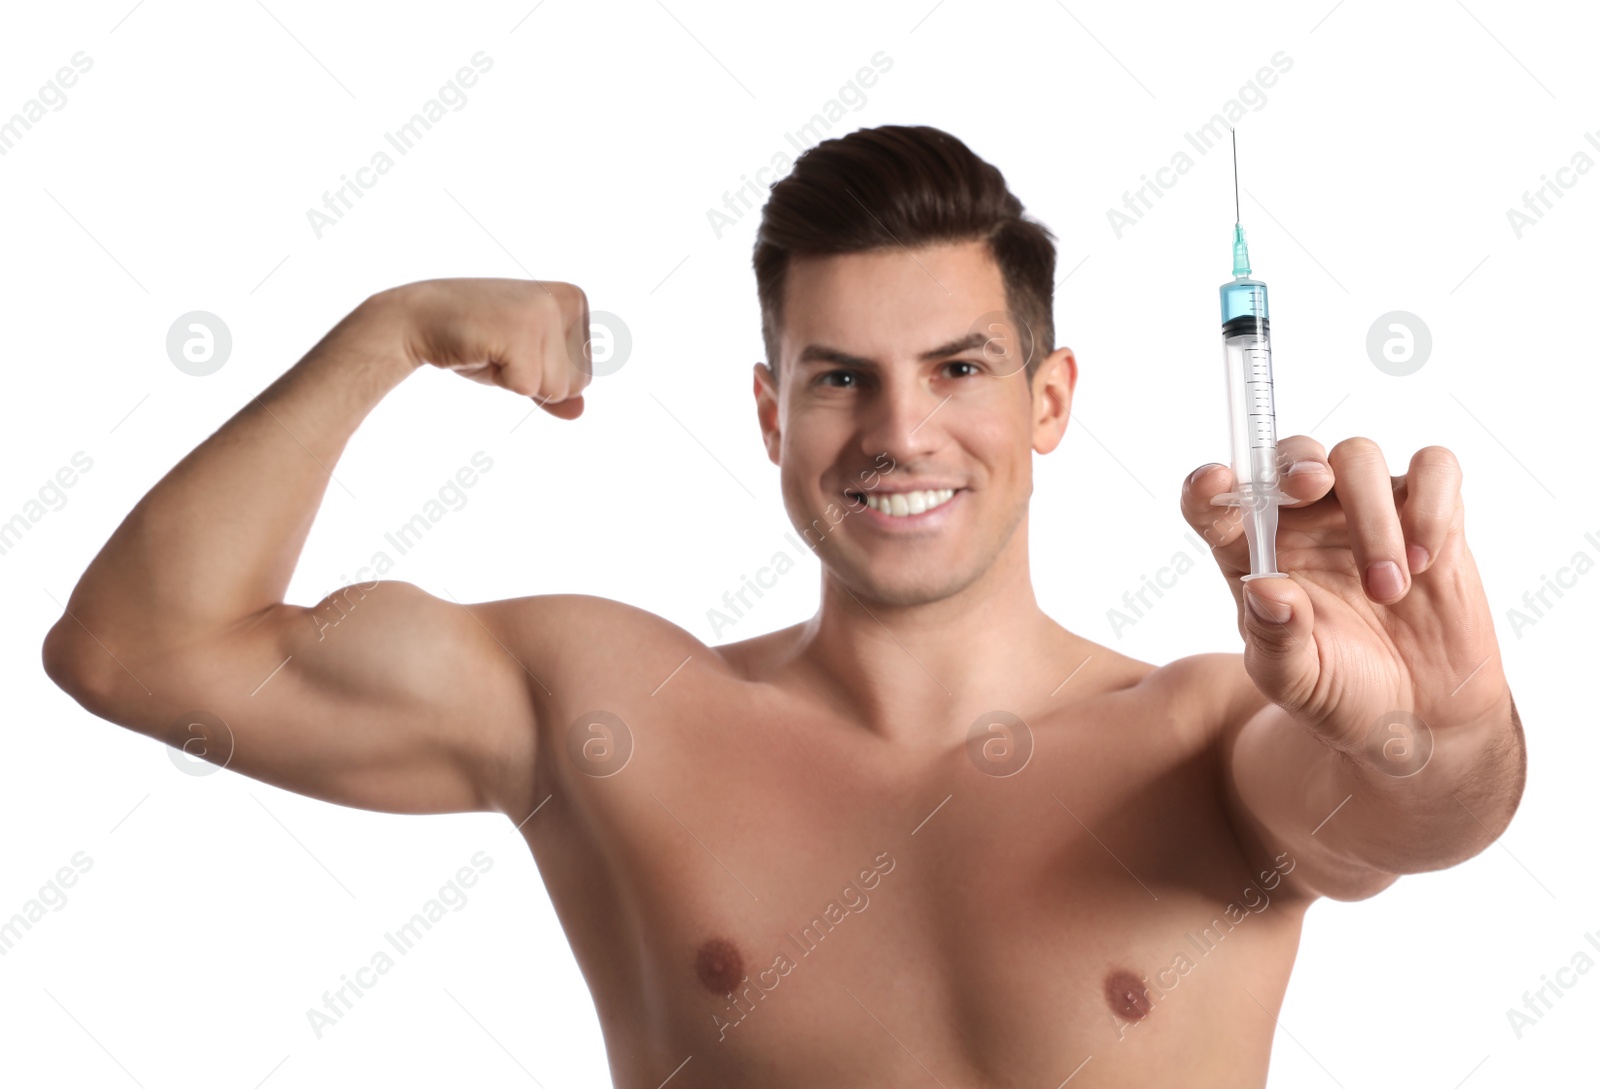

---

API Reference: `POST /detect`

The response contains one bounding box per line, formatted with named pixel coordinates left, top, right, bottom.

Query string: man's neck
left=783, top=538, right=1075, bottom=747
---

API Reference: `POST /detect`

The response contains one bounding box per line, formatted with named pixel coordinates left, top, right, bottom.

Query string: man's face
left=754, top=239, right=1075, bottom=607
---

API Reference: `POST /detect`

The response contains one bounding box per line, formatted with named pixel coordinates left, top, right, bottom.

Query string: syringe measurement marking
left=1243, top=343, right=1276, bottom=449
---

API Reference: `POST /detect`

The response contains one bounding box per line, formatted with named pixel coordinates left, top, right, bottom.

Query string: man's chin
left=829, top=560, right=980, bottom=609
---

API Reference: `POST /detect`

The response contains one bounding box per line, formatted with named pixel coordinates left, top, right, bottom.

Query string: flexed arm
left=42, top=279, right=592, bottom=815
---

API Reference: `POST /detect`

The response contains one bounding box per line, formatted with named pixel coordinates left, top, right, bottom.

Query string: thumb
left=1240, top=576, right=1319, bottom=714
left=539, top=393, right=585, bottom=420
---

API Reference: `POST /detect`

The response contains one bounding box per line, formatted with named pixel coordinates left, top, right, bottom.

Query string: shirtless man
left=42, top=125, right=1523, bottom=1087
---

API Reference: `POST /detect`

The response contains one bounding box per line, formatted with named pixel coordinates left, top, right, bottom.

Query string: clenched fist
left=371, top=277, right=594, bottom=420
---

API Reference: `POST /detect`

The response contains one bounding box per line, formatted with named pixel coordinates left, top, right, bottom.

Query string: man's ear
left=754, top=361, right=781, bottom=465
left=1030, top=346, right=1076, bottom=455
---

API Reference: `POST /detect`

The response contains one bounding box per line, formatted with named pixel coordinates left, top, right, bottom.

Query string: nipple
left=694, top=937, right=745, bottom=995
left=1104, top=967, right=1153, bottom=1022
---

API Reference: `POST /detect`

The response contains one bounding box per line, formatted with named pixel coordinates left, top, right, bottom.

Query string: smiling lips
left=854, top=488, right=958, bottom=517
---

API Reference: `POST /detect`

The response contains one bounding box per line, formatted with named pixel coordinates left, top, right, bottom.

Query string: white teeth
left=862, top=488, right=955, bottom=517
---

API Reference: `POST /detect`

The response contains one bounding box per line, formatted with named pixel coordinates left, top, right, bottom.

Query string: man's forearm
left=1336, top=690, right=1523, bottom=871
left=52, top=290, right=418, bottom=648
left=1291, top=690, right=1525, bottom=878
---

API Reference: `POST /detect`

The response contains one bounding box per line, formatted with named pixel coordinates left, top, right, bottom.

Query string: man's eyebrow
left=796, top=331, right=990, bottom=368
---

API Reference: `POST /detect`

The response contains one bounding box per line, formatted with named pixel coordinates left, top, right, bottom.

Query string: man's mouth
left=847, top=488, right=960, bottom=518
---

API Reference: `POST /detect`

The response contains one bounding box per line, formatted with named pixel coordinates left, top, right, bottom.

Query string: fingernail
left=1287, top=460, right=1324, bottom=477
left=1406, top=544, right=1429, bottom=574
left=1246, top=586, right=1292, bottom=624
left=1366, top=559, right=1405, bottom=600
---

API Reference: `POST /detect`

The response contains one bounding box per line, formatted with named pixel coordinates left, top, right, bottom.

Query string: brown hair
left=753, top=124, right=1057, bottom=381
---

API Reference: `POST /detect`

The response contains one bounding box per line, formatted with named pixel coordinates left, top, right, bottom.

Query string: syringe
left=1210, top=129, right=1286, bottom=580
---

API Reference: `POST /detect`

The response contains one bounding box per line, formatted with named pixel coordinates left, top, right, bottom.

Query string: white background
left=2, top=0, right=1595, bottom=1086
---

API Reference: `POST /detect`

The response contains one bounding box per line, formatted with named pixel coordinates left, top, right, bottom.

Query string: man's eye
left=818, top=370, right=859, bottom=388
left=944, top=360, right=984, bottom=379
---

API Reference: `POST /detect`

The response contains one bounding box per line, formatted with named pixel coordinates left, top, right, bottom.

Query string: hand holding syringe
left=1176, top=134, right=1517, bottom=814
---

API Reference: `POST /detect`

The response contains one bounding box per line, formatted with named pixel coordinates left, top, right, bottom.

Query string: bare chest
left=523, top=674, right=1307, bottom=1087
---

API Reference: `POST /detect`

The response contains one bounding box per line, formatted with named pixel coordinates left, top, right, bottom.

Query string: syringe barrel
left=1219, top=277, right=1279, bottom=497
left=1220, top=276, right=1269, bottom=328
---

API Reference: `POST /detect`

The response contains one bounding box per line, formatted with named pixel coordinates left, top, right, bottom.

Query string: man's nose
left=856, top=372, right=943, bottom=464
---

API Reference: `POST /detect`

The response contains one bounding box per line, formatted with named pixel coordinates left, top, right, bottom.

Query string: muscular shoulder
left=1126, top=651, right=1271, bottom=749
left=483, top=592, right=727, bottom=681
left=489, top=594, right=710, bottom=662
left=464, top=593, right=737, bottom=810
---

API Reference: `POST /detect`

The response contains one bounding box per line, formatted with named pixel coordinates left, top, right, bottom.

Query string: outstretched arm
left=41, top=278, right=593, bottom=816
left=1184, top=435, right=1526, bottom=902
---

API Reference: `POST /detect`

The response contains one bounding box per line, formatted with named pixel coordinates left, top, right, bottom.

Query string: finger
left=1397, top=446, right=1462, bottom=576
left=539, top=393, right=585, bottom=420
left=447, top=361, right=500, bottom=387
left=562, top=286, right=594, bottom=384
left=490, top=356, right=544, bottom=398
left=1327, top=437, right=1410, bottom=604
left=536, top=290, right=591, bottom=404
left=1273, top=435, right=1333, bottom=508
left=1180, top=462, right=1247, bottom=563
left=1238, top=575, right=1320, bottom=716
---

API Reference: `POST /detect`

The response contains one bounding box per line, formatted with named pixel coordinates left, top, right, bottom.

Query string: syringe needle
left=1231, top=127, right=1240, bottom=224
